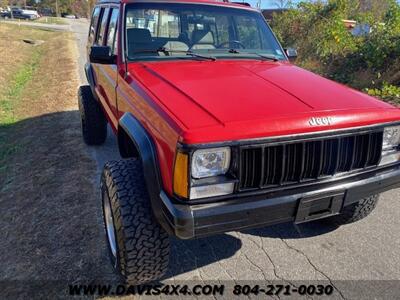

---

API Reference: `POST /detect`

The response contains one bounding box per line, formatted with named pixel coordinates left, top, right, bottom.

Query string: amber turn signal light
left=173, top=151, right=189, bottom=198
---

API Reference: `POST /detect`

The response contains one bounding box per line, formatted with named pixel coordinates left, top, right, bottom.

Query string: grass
left=34, top=16, right=68, bottom=25
left=0, top=23, right=60, bottom=178
left=0, top=50, right=41, bottom=124
left=0, top=16, right=68, bottom=25
left=0, top=21, right=108, bottom=294
left=0, top=52, right=40, bottom=176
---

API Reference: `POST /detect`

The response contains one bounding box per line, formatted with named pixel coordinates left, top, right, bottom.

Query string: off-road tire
left=78, top=85, right=107, bottom=145
left=329, top=194, right=379, bottom=225
left=101, top=159, right=170, bottom=285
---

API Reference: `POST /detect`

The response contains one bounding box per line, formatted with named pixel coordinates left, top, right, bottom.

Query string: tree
left=358, top=0, right=390, bottom=19
left=87, top=0, right=95, bottom=16
left=36, top=0, right=90, bottom=16
left=71, top=0, right=89, bottom=17
left=0, top=0, right=9, bottom=8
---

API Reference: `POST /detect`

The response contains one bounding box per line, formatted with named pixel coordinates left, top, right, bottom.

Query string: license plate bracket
left=295, top=191, right=345, bottom=224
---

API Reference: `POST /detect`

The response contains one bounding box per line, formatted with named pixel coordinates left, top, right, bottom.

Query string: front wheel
left=101, top=159, right=170, bottom=285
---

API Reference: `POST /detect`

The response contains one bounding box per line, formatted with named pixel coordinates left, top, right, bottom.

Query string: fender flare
left=118, top=113, right=170, bottom=230
left=84, top=63, right=96, bottom=96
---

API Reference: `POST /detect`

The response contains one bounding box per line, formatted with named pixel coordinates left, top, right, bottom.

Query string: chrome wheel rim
left=103, top=192, right=117, bottom=260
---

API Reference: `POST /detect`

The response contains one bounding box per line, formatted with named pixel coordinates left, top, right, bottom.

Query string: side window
left=97, top=7, right=110, bottom=45
left=89, top=7, right=101, bottom=43
left=106, top=8, right=119, bottom=55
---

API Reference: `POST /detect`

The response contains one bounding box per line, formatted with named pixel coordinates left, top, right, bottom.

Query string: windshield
left=125, top=3, right=286, bottom=61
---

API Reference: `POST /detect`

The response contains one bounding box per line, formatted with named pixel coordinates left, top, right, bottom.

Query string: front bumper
left=158, top=165, right=400, bottom=239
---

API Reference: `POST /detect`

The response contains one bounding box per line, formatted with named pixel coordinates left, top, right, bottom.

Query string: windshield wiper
left=227, top=49, right=279, bottom=61
left=130, top=47, right=216, bottom=61
left=165, top=48, right=217, bottom=61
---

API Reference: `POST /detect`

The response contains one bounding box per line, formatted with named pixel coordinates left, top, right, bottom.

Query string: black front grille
left=239, top=131, right=383, bottom=190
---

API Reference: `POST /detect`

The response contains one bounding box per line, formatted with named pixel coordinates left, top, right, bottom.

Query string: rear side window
left=89, top=7, right=101, bottom=43
left=97, top=7, right=110, bottom=45
left=106, top=8, right=119, bottom=55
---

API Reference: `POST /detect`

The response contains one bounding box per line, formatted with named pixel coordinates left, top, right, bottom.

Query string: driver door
left=92, top=7, right=120, bottom=130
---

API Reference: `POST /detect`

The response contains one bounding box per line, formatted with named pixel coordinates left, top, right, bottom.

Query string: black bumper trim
left=159, top=166, right=400, bottom=239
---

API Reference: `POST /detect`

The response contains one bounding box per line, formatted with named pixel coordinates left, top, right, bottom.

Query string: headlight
left=380, top=125, right=400, bottom=166
left=383, top=126, right=400, bottom=150
left=191, top=147, right=231, bottom=178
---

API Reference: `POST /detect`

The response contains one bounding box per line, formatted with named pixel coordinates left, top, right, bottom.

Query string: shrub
left=271, top=0, right=358, bottom=61
left=366, top=83, right=400, bottom=103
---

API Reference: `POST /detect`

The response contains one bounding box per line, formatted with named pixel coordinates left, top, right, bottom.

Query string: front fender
left=118, top=113, right=172, bottom=232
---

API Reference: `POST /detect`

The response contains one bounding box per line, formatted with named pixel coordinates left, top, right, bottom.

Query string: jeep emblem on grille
left=309, top=117, right=333, bottom=126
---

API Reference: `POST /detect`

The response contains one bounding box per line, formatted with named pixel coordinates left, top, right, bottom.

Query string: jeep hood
left=127, top=60, right=400, bottom=143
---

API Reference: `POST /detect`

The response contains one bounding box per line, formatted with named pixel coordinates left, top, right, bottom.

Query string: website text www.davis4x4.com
left=68, top=283, right=334, bottom=297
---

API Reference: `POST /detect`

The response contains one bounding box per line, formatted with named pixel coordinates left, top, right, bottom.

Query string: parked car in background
left=0, top=10, right=12, bottom=19
left=20, top=7, right=40, bottom=19
left=1, top=7, right=40, bottom=20
left=61, top=12, right=77, bottom=18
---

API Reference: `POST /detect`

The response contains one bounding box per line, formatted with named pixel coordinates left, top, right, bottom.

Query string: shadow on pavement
left=166, top=234, right=242, bottom=280
left=243, top=219, right=340, bottom=239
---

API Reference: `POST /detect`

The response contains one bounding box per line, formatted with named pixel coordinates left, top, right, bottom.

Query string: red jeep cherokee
left=79, top=0, right=400, bottom=284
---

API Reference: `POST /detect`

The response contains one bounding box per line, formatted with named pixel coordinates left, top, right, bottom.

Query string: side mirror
left=89, top=46, right=115, bottom=64
left=285, top=48, right=298, bottom=62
